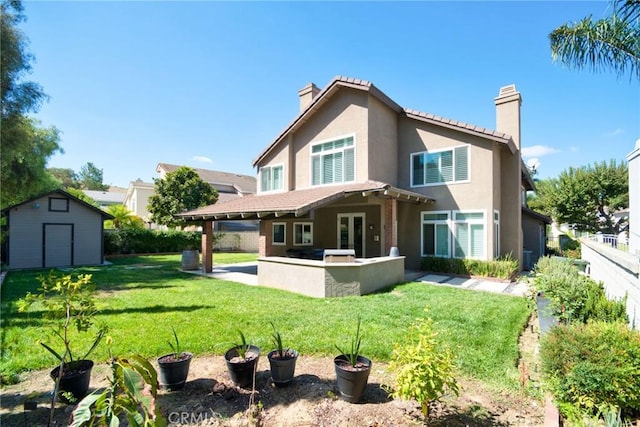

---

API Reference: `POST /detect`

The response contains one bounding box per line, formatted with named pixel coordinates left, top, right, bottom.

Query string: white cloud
left=521, top=145, right=560, bottom=158
left=604, top=128, right=624, bottom=138
left=192, top=156, right=213, bottom=163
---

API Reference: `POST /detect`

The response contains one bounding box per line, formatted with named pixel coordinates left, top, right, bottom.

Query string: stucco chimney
left=298, top=82, right=320, bottom=112
left=494, top=84, right=522, bottom=149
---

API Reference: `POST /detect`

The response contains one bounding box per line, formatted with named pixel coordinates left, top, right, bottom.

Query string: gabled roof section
left=176, top=181, right=434, bottom=221
left=1, top=189, right=115, bottom=219
left=156, top=163, right=256, bottom=194
left=404, top=109, right=516, bottom=153
left=253, top=76, right=518, bottom=166
left=253, top=76, right=403, bottom=167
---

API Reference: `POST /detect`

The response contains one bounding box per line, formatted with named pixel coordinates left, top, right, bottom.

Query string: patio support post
left=384, top=198, right=398, bottom=255
left=201, top=220, right=213, bottom=273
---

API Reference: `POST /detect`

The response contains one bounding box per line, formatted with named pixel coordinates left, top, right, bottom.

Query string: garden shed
left=1, top=189, right=113, bottom=269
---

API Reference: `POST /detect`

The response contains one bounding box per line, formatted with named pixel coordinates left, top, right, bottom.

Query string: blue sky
left=22, top=1, right=639, bottom=188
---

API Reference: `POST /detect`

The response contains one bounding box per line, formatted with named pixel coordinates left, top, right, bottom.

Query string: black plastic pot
left=267, top=349, right=298, bottom=386
left=334, top=354, right=372, bottom=403
left=157, top=352, right=193, bottom=390
left=224, top=345, right=260, bottom=389
left=50, top=359, right=94, bottom=404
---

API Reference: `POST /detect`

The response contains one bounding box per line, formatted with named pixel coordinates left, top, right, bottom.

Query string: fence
left=213, top=231, right=259, bottom=253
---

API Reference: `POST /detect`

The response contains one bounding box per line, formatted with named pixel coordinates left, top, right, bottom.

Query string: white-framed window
left=494, top=210, right=500, bottom=258
left=411, top=145, right=469, bottom=187
left=272, top=222, right=286, bottom=245
left=294, top=222, right=313, bottom=246
left=311, top=135, right=355, bottom=186
left=421, top=211, right=450, bottom=257
left=453, top=211, right=485, bottom=259
left=260, top=164, right=284, bottom=193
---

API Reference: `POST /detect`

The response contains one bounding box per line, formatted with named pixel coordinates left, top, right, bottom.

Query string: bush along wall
left=104, top=229, right=204, bottom=255
left=421, top=255, right=519, bottom=281
left=534, top=256, right=636, bottom=423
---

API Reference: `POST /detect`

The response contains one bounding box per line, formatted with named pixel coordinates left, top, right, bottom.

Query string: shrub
left=533, top=256, right=628, bottom=324
left=421, top=255, right=518, bottom=280
left=540, top=321, right=640, bottom=421
left=386, top=308, right=459, bottom=416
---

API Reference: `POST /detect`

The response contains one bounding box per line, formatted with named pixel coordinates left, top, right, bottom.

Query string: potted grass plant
left=224, top=331, right=260, bottom=389
left=17, top=272, right=106, bottom=405
left=267, top=322, right=298, bottom=386
left=334, top=317, right=372, bottom=403
left=157, top=327, right=193, bottom=390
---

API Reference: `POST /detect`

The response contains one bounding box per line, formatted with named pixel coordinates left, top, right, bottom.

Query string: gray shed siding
left=8, top=194, right=105, bottom=269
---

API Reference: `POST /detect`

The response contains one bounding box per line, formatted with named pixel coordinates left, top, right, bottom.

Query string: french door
left=337, top=213, right=365, bottom=257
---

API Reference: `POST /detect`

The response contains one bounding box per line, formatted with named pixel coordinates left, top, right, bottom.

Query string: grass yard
left=0, top=254, right=532, bottom=392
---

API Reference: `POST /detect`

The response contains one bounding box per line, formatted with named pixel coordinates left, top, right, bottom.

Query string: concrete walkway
left=185, top=263, right=529, bottom=297
left=409, top=272, right=529, bottom=297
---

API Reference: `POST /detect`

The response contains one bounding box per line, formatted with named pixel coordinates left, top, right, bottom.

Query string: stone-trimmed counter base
left=257, top=256, right=405, bottom=298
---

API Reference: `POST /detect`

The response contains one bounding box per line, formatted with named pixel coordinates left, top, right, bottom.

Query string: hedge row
left=534, top=256, right=637, bottom=423
left=104, top=229, right=202, bottom=255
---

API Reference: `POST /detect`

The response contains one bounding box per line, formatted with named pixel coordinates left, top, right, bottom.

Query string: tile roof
left=177, top=181, right=434, bottom=221
left=156, top=163, right=256, bottom=194
left=253, top=75, right=515, bottom=166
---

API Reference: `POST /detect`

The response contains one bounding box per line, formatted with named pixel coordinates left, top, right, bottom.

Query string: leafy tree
left=104, top=205, right=144, bottom=229
left=78, top=162, right=108, bottom=191
left=49, top=167, right=80, bottom=189
left=148, top=166, right=218, bottom=228
left=550, top=0, right=640, bottom=80
left=1, top=0, right=62, bottom=208
left=530, top=160, right=628, bottom=234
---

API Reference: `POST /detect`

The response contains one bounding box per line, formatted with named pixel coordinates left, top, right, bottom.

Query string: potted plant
left=17, top=272, right=106, bottom=405
left=157, top=327, right=193, bottom=390
left=334, top=317, right=372, bottom=403
left=267, top=322, right=298, bottom=386
left=224, top=331, right=260, bottom=389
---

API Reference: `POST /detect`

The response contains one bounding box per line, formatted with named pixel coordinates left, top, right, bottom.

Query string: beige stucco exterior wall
left=290, top=90, right=369, bottom=189
left=367, top=94, right=398, bottom=185
left=8, top=195, right=105, bottom=269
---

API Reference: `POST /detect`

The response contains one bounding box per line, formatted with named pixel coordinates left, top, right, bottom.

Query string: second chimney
left=298, top=82, right=320, bottom=112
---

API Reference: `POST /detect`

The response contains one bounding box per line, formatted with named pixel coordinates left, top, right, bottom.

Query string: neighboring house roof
left=253, top=75, right=516, bottom=166
left=83, top=190, right=126, bottom=205
left=177, top=181, right=434, bottom=221
left=522, top=206, right=552, bottom=224
left=1, top=189, right=115, bottom=219
left=156, top=163, right=256, bottom=194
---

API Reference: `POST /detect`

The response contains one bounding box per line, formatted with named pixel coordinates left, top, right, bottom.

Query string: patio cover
left=176, top=181, right=434, bottom=221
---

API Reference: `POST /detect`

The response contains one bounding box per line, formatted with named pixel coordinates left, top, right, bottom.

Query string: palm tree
left=549, top=0, right=640, bottom=80
left=105, top=205, right=143, bottom=229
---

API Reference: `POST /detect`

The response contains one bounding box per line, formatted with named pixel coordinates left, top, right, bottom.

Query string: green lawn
left=1, top=254, right=532, bottom=391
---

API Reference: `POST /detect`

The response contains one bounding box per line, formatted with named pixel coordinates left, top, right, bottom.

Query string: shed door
left=44, top=224, right=73, bottom=267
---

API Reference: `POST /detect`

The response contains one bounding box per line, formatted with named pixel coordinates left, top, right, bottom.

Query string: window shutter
left=426, top=153, right=440, bottom=184
left=436, top=224, right=449, bottom=256
left=312, top=156, right=320, bottom=185
left=273, top=166, right=283, bottom=190
left=344, top=148, right=354, bottom=182
left=335, top=151, right=343, bottom=183
left=323, top=153, right=334, bottom=184
left=440, top=151, right=453, bottom=182
left=454, top=223, right=468, bottom=258
left=470, top=224, right=484, bottom=258
left=455, top=146, right=468, bottom=181
left=261, top=168, right=271, bottom=192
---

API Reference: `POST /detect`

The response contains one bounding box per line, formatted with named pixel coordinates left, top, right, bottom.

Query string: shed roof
left=1, top=189, right=115, bottom=219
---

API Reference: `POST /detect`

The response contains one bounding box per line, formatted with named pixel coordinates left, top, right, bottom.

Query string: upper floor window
left=260, top=165, right=284, bottom=192
left=311, top=136, right=355, bottom=186
left=411, top=145, right=469, bottom=187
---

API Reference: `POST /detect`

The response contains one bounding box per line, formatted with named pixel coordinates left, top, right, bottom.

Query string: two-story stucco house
left=179, top=76, right=545, bottom=272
